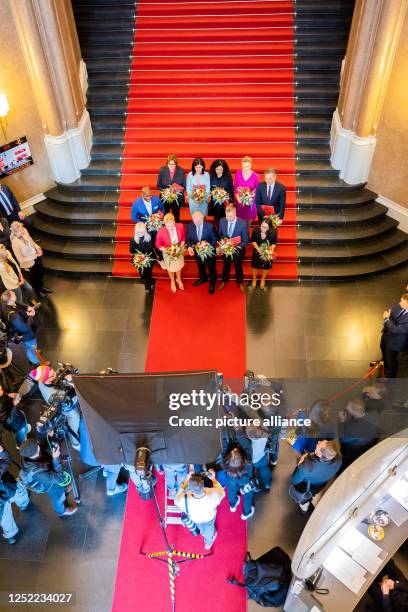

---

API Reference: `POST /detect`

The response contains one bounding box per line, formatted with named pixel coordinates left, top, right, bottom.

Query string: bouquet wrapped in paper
left=145, top=211, right=164, bottom=232
left=258, top=241, right=277, bottom=263
left=161, top=186, right=179, bottom=205
left=236, top=187, right=255, bottom=207
left=195, top=240, right=215, bottom=262
left=164, top=243, right=185, bottom=261
left=266, top=214, right=281, bottom=229
left=192, top=185, right=206, bottom=203
left=216, top=238, right=238, bottom=259
left=211, top=186, right=230, bottom=206
left=132, top=251, right=154, bottom=272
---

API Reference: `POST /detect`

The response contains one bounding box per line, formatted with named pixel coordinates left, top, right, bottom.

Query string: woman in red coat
left=155, top=213, right=186, bottom=293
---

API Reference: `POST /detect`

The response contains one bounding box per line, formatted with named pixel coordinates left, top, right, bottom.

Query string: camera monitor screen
left=0, top=136, right=33, bottom=178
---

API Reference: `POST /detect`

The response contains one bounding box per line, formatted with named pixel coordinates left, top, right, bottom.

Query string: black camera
left=35, top=390, right=67, bottom=440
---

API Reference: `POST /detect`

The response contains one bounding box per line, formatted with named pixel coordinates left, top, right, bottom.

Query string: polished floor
left=1, top=265, right=408, bottom=612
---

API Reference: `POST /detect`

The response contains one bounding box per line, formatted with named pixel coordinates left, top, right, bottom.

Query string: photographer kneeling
left=19, top=439, right=77, bottom=517
left=30, top=365, right=81, bottom=451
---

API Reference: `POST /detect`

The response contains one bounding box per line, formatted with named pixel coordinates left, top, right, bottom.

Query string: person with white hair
left=129, top=222, right=156, bottom=293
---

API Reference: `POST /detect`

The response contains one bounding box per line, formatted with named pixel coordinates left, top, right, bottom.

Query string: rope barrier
left=327, top=361, right=384, bottom=404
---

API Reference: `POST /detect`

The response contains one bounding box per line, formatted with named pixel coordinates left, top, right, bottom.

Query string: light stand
left=139, top=454, right=212, bottom=612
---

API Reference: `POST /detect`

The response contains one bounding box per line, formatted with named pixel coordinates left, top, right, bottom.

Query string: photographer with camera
left=19, top=439, right=77, bottom=517
left=0, top=290, right=40, bottom=365
left=0, top=386, right=30, bottom=448
left=30, top=365, right=81, bottom=451
left=175, top=469, right=225, bottom=550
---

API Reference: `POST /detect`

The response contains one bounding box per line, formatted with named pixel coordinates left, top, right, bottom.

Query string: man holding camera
left=0, top=441, right=30, bottom=543
left=19, top=439, right=77, bottom=517
left=175, top=468, right=225, bottom=549
left=30, top=365, right=81, bottom=451
left=0, top=290, right=40, bottom=365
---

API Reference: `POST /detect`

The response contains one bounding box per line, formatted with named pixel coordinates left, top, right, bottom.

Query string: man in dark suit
left=0, top=184, right=25, bottom=225
left=255, top=167, right=286, bottom=222
left=131, top=186, right=164, bottom=224
left=290, top=440, right=342, bottom=514
left=187, top=211, right=218, bottom=294
left=157, top=154, right=186, bottom=222
left=218, top=205, right=249, bottom=294
left=380, top=294, right=408, bottom=378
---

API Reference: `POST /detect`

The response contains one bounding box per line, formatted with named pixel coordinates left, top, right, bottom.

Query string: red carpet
left=112, top=0, right=297, bottom=282
left=113, top=2, right=296, bottom=609
left=112, top=281, right=247, bottom=612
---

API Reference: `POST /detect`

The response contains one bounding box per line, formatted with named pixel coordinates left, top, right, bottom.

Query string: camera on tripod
left=35, top=390, right=67, bottom=440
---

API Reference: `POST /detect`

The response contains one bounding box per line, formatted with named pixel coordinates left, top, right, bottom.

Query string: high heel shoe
left=176, top=281, right=184, bottom=291
left=171, top=284, right=177, bottom=293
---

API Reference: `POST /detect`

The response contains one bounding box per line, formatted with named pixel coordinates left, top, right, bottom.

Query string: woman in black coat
left=157, top=154, right=186, bottom=222
left=209, top=159, right=234, bottom=225
left=129, top=223, right=156, bottom=293
left=250, top=217, right=277, bottom=290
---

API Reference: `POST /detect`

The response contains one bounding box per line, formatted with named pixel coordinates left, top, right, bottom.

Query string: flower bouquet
left=195, top=240, right=215, bottom=262
left=192, top=185, right=206, bottom=203
left=145, top=211, right=164, bottom=232
left=266, top=214, right=281, bottom=229
left=258, top=242, right=277, bottom=263
left=236, top=187, right=255, bottom=207
left=211, top=187, right=229, bottom=206
left=216, top=238, right=237, bottom=259
left=161, top=186, right=179, bottom=205
left=132, top=251, right=154, bottom=272
left=164, top=243, right=185, bottom=261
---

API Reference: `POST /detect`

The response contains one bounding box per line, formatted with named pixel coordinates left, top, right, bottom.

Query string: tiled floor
left=1, top=266, right=408, bottom=611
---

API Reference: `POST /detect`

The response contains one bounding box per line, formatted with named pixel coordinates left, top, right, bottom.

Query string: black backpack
left=228, top=546, right=292, bottom=607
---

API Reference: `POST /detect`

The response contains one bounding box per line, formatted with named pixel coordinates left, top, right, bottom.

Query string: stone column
left=10, top=0, right=92, bottom=184
left=330, top=0, right=407, bottom=184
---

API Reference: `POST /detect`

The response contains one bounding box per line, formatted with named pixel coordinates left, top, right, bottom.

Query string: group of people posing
left=130, top=155, right=287, bottom=294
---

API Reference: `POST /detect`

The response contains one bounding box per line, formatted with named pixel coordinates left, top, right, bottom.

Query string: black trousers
left=195, top=254, right=217, bottom=282
left=380, top=334, right=400, bottom=378
left=222, top=248, right=245, bottom=283
left=162, top=193, right=183, bottom=222
left=140, top=264, right=153, bottom=288
left=26, top=257, right=44, bottom=294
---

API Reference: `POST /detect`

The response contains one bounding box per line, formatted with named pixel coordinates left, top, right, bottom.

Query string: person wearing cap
left=30, top=365, right=81, bottom=451
left=19, top=439, right=78, bottom=517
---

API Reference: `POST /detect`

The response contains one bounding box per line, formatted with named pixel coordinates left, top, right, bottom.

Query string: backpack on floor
left=228, top=546, right=292, bottom=607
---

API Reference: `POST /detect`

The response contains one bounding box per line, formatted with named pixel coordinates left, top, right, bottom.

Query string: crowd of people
left=130, top=155, right=286, bottom=293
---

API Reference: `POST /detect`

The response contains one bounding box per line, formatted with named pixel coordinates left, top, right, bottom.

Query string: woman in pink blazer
left=155, top=213, right=186, bottom=293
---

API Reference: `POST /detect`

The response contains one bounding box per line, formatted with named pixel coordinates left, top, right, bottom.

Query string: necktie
left=267, top=185, right=272, bottom=200
left=0, top=190, right=13, bottom=216
left=228, top=222, right=233, bottom=238
left=197, top=225, right=202, bottom=241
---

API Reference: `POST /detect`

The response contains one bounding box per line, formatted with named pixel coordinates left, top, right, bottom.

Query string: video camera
left=35, top=363, right=79, bottom=441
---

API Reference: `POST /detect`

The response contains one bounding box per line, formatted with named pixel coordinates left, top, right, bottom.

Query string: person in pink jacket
left=155, top=213, right=186, bottom=293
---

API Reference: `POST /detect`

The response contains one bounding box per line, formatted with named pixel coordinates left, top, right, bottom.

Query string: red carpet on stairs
left=112, top=0, right=298, bottom=282
left=113, top=1, right=296, bottom=609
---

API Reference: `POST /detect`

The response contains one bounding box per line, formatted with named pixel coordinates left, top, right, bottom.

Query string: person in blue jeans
left=223, top=445, right=255, bottom=521
left=19, top=439, right=78, bottom=517
left=163, top=463, right=188, bottom=498
left=0, top=290, right=40, bottom=365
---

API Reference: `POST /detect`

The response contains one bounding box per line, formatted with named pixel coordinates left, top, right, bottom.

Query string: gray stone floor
left=1, top=265, right=408, bottom=611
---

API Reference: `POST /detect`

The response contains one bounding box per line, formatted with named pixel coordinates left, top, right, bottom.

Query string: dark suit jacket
left=186, top=221, right=218, bottom=247
left=291, top=453, right=342, bottom=490
left=339, top=412, right=380, bottom=464
left=157, top=166, right=186, bottom=192
left=0, top=186, right=21, bottom=223
left=131, top=196, right=164, bottom=223
left=255, top=180, right=286, bottom=219
left=382, top=304, right=408, bottom=351
left=218, top=217, right=249, bottom=248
